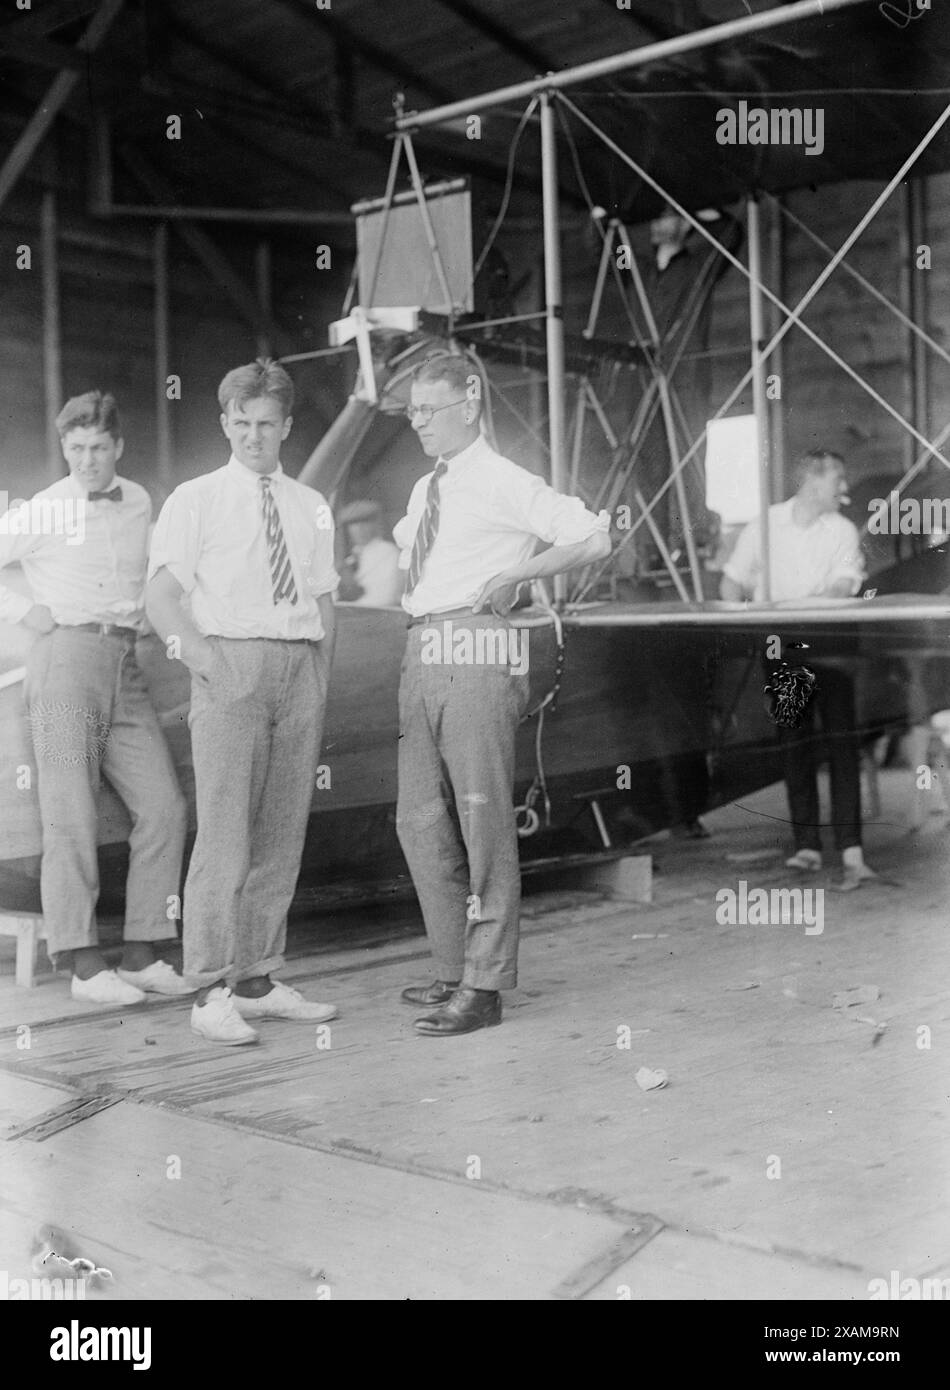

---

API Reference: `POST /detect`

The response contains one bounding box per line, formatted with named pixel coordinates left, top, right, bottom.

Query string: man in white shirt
left=394, top=356, right=612, bottom=1035
left=147, top=360, right=340, bottom=1045
left=721, top=449, right=876, bottom=890
left=337, top=499, right=403, bottom=606
left=0, top=391, right=189, bottom=1004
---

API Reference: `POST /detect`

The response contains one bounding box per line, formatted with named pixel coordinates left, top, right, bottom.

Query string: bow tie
left=87, top=486, right=122, bottom=503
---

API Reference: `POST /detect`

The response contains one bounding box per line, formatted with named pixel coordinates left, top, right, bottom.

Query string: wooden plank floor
left=1, top=771, right=948, bottom=1299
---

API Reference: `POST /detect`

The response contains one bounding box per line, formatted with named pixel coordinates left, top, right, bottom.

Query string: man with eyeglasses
left=394, top=356, right=611, bottom=1035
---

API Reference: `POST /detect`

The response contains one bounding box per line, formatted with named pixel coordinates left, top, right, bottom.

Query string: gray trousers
left=24, top=627, right=187, bottom=959
left=396, top=615, right=531, bottom=991
left=183, top=636, right=329, bottom=987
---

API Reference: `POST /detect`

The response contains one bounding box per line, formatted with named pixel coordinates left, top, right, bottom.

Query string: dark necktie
left=406, top=460, right=448, bottom=596
left=87, top=486, right=122, bottom=502
left=259, top=476, right=298, bottom=604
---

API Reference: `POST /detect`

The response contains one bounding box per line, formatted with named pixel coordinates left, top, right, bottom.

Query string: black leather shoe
left=414, top=987, right=502, bottom=1035
left=401, top=979, right=459, bottom=1007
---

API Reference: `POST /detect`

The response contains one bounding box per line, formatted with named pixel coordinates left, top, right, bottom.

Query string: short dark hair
left=411, top=354, right=482, bottom=404
left=55, top=390, right=121, bottom=441
left=794, top=448, right=845, bottom=490
left=218, top=358, right=295, bottom=417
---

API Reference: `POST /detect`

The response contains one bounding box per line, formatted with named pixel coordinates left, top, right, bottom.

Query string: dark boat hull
left=2, top=595, right=948, bottom=913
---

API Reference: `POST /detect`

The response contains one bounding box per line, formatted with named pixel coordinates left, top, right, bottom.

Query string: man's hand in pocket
left=21, top=604, right=55, bottom=635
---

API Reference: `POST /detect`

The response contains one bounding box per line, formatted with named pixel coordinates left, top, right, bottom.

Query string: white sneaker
left=71, top=970, right=146, bottom=1006
left=117, top=960, right=197, bottom=996
left=231, top=981, right=337, bottom=1023
left=191, top=987, right=259, bottom=1046
left=786, top=849, right=822, bottom=871
left=835, top=863, right=879, bottom=893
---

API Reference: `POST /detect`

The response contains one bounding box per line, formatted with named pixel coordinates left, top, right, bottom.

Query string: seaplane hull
left=1, top=593, right=946, bottom=914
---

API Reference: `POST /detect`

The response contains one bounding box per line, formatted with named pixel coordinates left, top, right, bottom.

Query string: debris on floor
left=635, top=1066, right=669, bottom=1092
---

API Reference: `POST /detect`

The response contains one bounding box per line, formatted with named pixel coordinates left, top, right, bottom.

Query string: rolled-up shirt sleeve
left=148, top=492, right=201, bottom=593
left=0, top=503, right=42, bottom=624
left=497, top=468, right=610, bottom=546
left=826, top=520, right=865, bottom=594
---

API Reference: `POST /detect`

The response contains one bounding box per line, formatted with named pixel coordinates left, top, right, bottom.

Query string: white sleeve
left=0, top=502, right=43, bottom=624
left=496, top=466, right=611, bottom=545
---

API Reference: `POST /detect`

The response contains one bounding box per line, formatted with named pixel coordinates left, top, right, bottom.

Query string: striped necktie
left=406, top=459, right=448, bottom=596
left=259, top=476, right=298, bottom=604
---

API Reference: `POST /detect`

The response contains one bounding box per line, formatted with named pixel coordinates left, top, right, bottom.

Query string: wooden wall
left=700, top=175, right=945, bottom=500
left=0, top=118, right=354, bottom=510
left=1, top=110, right=946, bottom=522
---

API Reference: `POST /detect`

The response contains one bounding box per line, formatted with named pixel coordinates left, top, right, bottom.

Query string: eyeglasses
left=403, top=399, right=468, bottom=425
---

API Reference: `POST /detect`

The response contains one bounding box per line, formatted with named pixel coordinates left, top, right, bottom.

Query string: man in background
left=337, top=499, right=403, bottom=606
left=721, top=448, right=877, bottom=891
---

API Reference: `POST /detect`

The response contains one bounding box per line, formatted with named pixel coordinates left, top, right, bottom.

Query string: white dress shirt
left=393, top=434, right=610, bottom=616
left=0, top=472, right=151, bottom=628
left=148, top=456, right=339, bottom=640
left=723, top=498, right=865, bottom=601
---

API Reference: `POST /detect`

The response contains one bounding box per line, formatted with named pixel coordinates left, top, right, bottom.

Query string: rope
left=514, top=584, right=566, bottom=837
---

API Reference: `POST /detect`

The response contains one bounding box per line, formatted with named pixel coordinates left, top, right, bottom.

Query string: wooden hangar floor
left=1, top=770, right=947, bottom=1302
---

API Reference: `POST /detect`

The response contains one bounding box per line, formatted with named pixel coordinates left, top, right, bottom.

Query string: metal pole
left=41, top=189, right=63, bottom=481
left=774, top=191, right=950, bottom=371
left=617, top=221, right=704, bottom=599
left=569, top=379, right=587, bottom=495
left=767, top=195, right=786, bottom=500
left=153, top=222, right=173, bottom=497
left=394, top=0, right=867, bottom=131
left=95, top=203, right=356, bottom=227
left=748, top=198, right=772, bottom=604
left=0, top=0, right=126, bottom=213
left=559, top=93, right=950, bottom=475
left=907, top=178, right=930, bottom=474
left=540, top=91, right=568, bottom=603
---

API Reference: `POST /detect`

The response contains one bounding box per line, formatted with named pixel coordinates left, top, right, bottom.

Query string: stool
left=0, top=911, right=48, bottom=988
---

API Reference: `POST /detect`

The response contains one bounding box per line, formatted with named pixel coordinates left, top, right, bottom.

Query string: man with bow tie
left=0, top=391, right=190, bottom=1004
left=394, top=356, right=612, bottom=1036
left=146, top=360, right=340, bottom=1045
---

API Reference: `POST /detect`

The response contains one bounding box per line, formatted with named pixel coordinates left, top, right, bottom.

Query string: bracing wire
left=471, top=96, right=541, bottom=286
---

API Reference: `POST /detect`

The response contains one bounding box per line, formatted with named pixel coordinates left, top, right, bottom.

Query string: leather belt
left=58, top=622, right=140, bottom=638
left=406, top=607, right=478, bottom=628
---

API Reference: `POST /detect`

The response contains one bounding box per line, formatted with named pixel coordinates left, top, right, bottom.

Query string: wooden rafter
left=0, top=0, right=125, bottom=212
left=0, top=0, right=98, bottom=36
left=275, top=0, right=456, bottom=107
left=0, top=34, right=85, bottom=71
left=432, top=0, right=557, bottom=73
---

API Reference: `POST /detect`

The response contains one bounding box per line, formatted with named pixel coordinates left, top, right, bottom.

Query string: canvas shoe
left=835, top=863, right=879, bottom=893
left=785, top=849, right=822, bottom=871
left=191, top=986, right=259, bottom=1045
left=71, top=970, right=146, bottom=1006
left=231, top=981, right=337, bottom=1023
left=117, top=960, right=197, bottom=996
